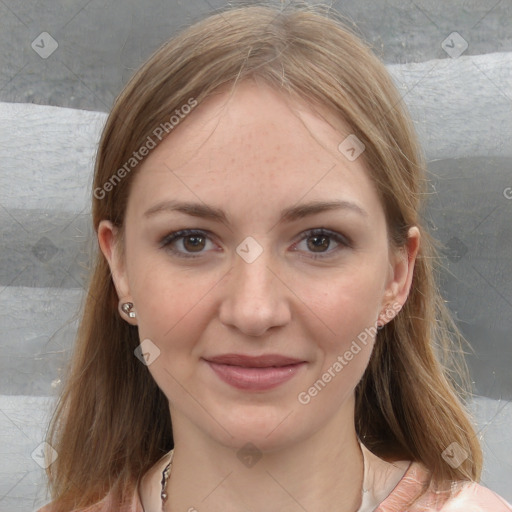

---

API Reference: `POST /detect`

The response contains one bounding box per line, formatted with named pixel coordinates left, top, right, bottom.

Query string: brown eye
left=160, top=229, right=214, bottom=259
left=293, top=228, right=351, bottom=260
left=182, top=235, right=206, bottom=252
left=307, top=234, right=331, bottom=252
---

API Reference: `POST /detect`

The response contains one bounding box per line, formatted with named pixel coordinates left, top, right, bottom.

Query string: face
left=99, top=80, right=418, bottom=452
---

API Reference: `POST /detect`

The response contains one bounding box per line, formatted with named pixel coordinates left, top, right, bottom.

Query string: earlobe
left=379, top=226, right=421, bottom=325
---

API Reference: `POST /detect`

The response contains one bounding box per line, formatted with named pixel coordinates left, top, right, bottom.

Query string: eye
left=160, top=227, right=351, bottom=260
left=160, top=229, right=216, bottom=259
left=292, top=228, right=351, bottom=259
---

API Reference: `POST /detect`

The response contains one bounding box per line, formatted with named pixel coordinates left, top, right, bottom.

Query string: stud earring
left=121, top=302, right=136, bottom=318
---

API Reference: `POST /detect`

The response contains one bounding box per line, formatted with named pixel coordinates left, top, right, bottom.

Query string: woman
left=39, top=3, right=511, bottom=511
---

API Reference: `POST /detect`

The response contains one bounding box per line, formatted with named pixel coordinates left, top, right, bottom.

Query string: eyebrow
left=143, top=199, right=368, bottom=225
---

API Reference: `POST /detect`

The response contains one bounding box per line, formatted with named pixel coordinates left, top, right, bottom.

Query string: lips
left=204, top=353, right=306, bottom=391
left=206, top=353, right=304, bottom=368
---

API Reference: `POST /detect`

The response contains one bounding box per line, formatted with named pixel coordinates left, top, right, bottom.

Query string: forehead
left=127, top=80, right=383, bottom=222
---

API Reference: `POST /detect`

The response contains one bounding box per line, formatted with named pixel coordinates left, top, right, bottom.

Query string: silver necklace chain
left=160, top=451, right=174, bottom=504
left=160, top=448, right=367, bottom=509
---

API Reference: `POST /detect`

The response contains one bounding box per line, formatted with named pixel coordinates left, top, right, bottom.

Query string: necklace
left=160, top=450, right=174, bottom=504
left=160, top=446, right=368, bottom=509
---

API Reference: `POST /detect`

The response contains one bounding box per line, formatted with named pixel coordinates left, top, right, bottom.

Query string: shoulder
left=36, top=489, right=144, bottom=512
left=37, top=451, right=173, bottom=512
left=439, top=481, right=512, bottom=511
left=36, top=505, right=53, bottom=512
left=377, top=461, right=512, bottom=512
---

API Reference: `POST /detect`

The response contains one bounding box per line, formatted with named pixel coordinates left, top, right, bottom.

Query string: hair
left=45, top=2, right=483, bottom=510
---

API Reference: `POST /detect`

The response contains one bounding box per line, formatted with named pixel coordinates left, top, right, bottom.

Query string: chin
left=204, top=401, right=306, bottom=453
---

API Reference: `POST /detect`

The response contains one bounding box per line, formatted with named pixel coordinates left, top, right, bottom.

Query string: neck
left=165, top=397, right=364, bottom=512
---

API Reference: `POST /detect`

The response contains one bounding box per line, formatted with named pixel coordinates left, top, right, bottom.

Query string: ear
left=378, top=226, right=420, bottom=326
left=97, top=220, right=137, bottom=325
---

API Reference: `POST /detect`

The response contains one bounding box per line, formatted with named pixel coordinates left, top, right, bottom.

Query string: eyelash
left=159, top=228, right=351, bottom=260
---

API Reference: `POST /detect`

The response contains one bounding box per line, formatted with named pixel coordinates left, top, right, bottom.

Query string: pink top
left=38, top=442, right=512, bottom=512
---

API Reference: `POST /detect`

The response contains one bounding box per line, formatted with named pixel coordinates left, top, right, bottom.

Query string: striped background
left=1, top=1, right=511, bottom=510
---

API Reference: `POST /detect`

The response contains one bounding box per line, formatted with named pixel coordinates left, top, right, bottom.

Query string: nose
left=218, top=245, right=292, bottom=337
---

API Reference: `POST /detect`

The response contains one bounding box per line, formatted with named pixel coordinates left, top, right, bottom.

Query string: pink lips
left=204, top=354, right=306, bottom=391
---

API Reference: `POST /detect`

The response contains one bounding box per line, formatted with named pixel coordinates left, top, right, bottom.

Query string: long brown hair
left=46, top=3, right=482, bottom=509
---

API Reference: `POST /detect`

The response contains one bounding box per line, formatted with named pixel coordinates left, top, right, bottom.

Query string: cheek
left=297, top=274, right=381, bottom=409
left=133, top=271, right=215, bottom=342
left=128, top=264, right=218, bottom=396
left=124, top=242, right=220, bottom=346
left=306, top=262, right=386, bottom=348
left=300, top=262, right=386, bottom=401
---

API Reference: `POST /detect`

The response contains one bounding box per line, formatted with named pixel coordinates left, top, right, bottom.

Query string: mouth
left=203, top=354, right=306, bottom=391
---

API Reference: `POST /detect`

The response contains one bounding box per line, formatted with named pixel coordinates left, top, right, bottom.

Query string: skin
left=98, top=79, right=420, bottom=512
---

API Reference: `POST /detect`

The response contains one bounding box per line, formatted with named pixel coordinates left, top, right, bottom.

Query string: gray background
left=1, top=0, right=511, bottom=510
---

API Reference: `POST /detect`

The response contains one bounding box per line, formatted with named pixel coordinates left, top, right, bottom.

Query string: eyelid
left=292, top=228, right=352, bottom=248
left=159, top=229, right=214, bottom=249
